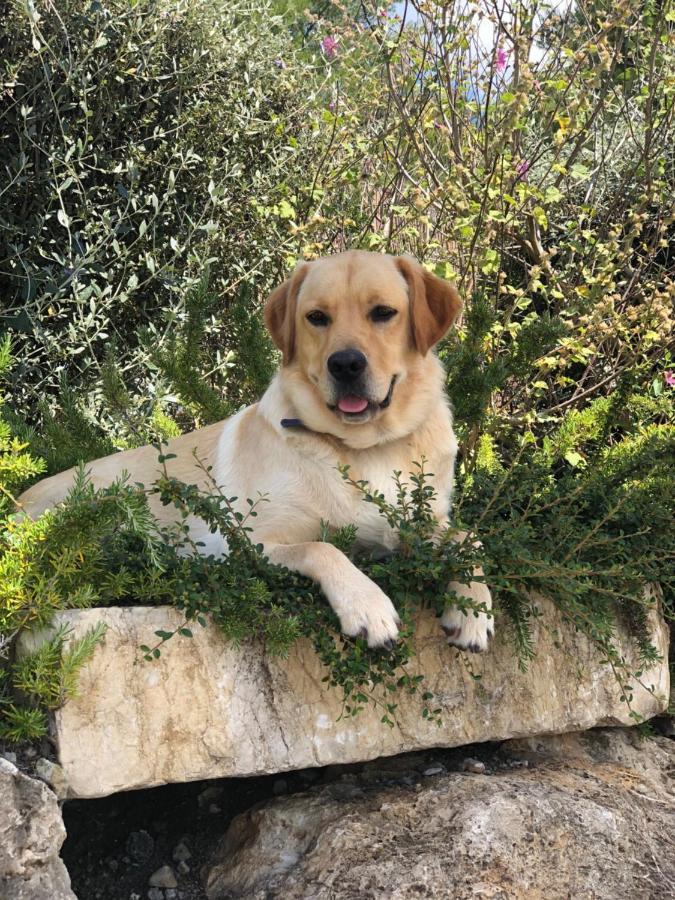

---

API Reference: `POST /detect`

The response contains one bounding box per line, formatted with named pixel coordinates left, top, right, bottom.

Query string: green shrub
left=0, top=336, right=46, bottom=515
left=0, top=0, right=313, bottom=433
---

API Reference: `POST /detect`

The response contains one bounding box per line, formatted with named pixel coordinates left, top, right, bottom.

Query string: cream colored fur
left=19, top=251, right=493, bottom=651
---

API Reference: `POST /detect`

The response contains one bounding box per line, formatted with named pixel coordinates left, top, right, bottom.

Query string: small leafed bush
left=0, top=0, right=310, bottom=427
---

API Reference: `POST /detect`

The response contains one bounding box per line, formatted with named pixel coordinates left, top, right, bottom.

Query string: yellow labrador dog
left=19, top=251, right=493, bottom=652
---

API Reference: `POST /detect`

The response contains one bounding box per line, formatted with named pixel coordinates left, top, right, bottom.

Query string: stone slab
left=203, top=728, right=675, bottom=899
left=0, top=758, right=76, bottom=899
left=40, top=597, right=669, bottom=798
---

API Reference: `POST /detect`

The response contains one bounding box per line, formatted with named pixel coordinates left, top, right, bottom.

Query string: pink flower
left=533, top=79, right=542, bottom=93
left=495, top=48, right=508, bottom=73
left=665, top=370, right=675, bottom=387
left=320, top=36, right=339, bottom=59
left=515, top=159, right=530, bottom=178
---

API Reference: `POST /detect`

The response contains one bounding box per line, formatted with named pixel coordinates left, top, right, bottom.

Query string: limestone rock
left=204, top=728, right=675, bottom=900
left=148, top=864, right=178, bottom=888
left=0, top=757, right=76, bottom=900
left=33, top=596, right=669, bottom=798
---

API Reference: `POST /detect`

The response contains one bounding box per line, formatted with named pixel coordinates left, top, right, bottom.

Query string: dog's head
left=264, top=250, right=461, bottom=445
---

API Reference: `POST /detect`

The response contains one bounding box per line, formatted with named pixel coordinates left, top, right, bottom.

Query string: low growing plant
left=1, top=418, right=670, bottom=742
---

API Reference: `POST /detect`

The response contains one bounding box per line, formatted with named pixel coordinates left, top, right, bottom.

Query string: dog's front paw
left=441, top=580, right=493, bottom=653
left=332, top=574, right=400, bottom=650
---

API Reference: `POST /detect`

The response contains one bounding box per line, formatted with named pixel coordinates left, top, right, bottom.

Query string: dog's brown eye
left=370, top=305, right=397, bottom=322
left=306, top=310, right=330, bottom=326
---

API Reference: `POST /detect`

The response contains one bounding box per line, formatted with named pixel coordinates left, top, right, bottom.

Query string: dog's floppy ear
left=264, top=263, right=309, bottom=365
left=395, top=256, right=462, bottom=355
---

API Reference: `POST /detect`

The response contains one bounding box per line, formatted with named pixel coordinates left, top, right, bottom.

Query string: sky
left=391, top=0, right=576, bottom=66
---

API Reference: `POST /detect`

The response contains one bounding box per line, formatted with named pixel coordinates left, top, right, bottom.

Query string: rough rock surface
left=32, top=597, right=669, bottom=798
left=0, top=757, right=76, bottom=900
left=204, top=729, right=675, bottom=900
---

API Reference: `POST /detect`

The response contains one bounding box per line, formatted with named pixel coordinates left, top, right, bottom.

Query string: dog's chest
left=295, top=436, right=455, bottom=550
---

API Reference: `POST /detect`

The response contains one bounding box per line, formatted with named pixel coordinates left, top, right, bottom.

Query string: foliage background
left=1, top=0, right=673, bottom=740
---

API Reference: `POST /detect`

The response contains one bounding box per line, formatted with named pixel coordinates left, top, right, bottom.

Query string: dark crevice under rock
left=61, top=742, right=504, bottom=900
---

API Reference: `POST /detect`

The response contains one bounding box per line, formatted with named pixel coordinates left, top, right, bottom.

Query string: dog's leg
left=438, top=528, right=494, bottom=653
left=264, top=541, right=400, bottom=649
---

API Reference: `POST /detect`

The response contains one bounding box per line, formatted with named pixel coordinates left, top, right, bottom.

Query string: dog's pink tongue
left=338, top=395, right=368, bottom=414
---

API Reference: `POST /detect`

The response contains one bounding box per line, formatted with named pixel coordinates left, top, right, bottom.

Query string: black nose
left=327, top=349, right=368, bottom=382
